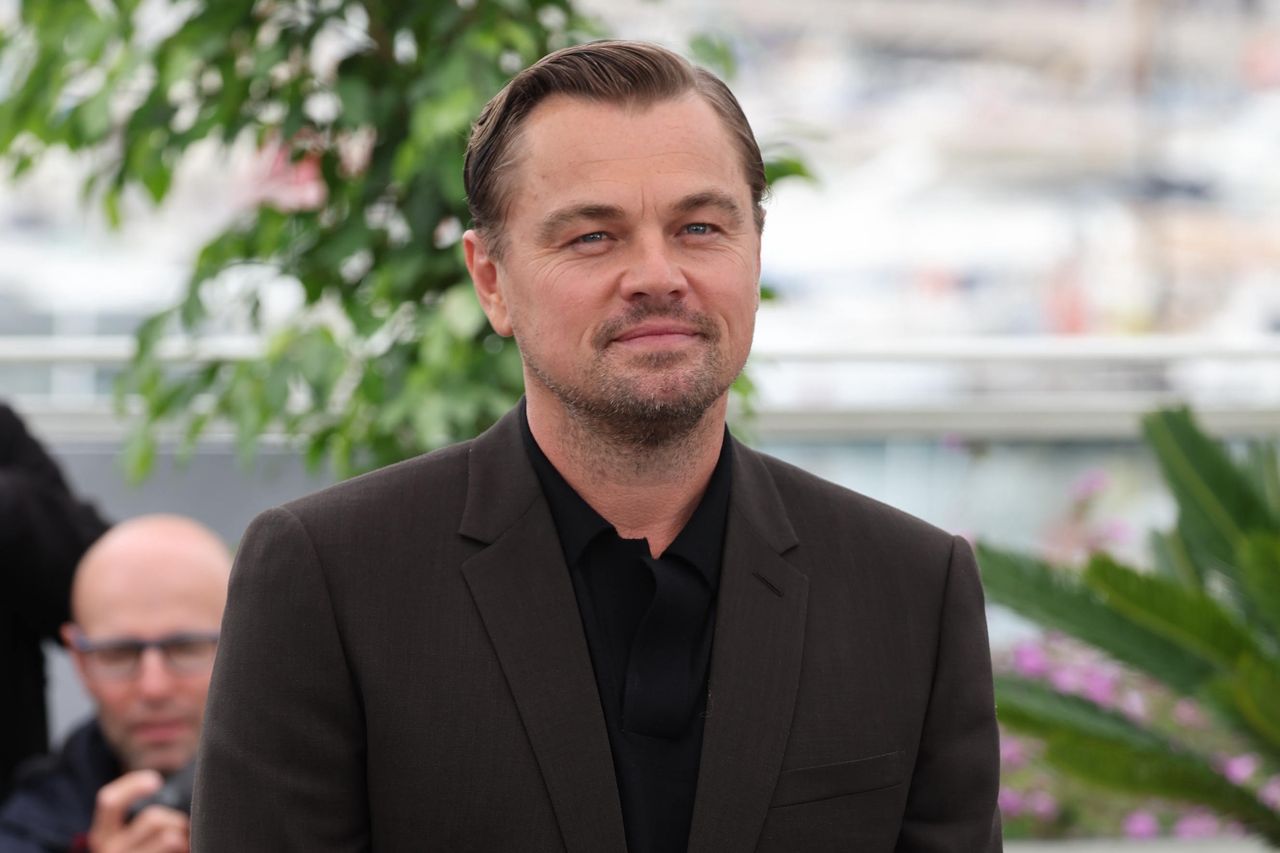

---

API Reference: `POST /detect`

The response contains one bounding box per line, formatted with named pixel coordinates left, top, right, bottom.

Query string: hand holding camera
left=87, top=767, right=193, bottom=853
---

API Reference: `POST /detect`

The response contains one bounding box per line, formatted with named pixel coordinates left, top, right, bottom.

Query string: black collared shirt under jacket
left=520, top=406, right=733, bottom=853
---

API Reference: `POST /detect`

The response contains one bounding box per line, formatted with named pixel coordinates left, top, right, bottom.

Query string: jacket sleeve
left=191, top=506, right=369, bottom=852
left=896, top=535, right=1003, bottom=852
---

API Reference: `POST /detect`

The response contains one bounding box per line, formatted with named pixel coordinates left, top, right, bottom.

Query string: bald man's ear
left=59, top=624, right=90, bottom=681
left=463, top=229, right=513, bottom=337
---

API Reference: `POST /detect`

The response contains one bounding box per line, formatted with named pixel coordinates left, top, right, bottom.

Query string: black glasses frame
left=68, top=630, right=221, bottom=678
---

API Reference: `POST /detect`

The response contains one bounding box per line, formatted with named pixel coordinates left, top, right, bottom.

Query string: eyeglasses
left=68, top=630, right=220, bottom=680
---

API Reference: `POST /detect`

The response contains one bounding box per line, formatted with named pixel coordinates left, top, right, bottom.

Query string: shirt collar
left=519, top=399, right=733, bottom=586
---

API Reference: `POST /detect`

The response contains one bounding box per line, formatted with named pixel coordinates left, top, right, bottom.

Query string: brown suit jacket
left=191, top=407, right=1001, bottom=852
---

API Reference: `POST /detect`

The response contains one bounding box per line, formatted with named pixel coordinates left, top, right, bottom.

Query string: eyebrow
left=534, top=190, right=748, bottom=245
left=673, top=190, right=747, bottom=228
left=535, top=204, right=626, bottom=246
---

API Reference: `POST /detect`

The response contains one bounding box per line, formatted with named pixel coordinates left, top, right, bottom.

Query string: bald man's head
left=62, top=514, right=232, bottom=773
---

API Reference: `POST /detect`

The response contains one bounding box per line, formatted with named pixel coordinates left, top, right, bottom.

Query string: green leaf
left=995, top=675, right=1165, bottom=750
left=1149, top=528, right=1201, bottom=588
left=409, top=85, right=474, bottom=147
left=121, top=428, right=157, bottom=484
left=74, top=87, right=113, bottom=141
left=1246, top=442, right=1280, bottom=518
left=439, top=282, right=485, bottom=338
left=1042, top=732, right=1280, bottom=843
left=1143, top=407, right=1279, bottom=575
left=103, top=182, right=123, bottom=228
left=977, top=543, right=1215, bottom=694
left=688, top=33, right=736, bottom=78
left=764, top=154, right=816, bottom=187
left=1230, top=652, right=1280, bottom=756
left=1084, top=552, right=1259, bottom=671
left=997, top=674, right=1280, bottom=841
left=1238, top=533, right=1280, bottom=646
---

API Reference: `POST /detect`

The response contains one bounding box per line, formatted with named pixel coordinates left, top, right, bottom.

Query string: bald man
left=0, top=515, right=231, bottom=853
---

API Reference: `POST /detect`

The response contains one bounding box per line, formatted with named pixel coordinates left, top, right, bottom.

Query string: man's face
left=65, top=536, right=226, bottom=774
left=466, top=93, right=761, bottom=441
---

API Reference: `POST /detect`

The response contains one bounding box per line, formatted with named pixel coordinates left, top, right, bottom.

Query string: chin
left=131, top=742, right=197, bottom=774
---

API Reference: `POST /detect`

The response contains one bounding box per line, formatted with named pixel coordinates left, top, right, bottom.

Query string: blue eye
left=684, top=223, right=713, bottom=235
left=576, top=232, right=606, bottom=243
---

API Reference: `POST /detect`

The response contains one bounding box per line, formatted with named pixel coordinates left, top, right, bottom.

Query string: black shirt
left=520, top=405, right=733, bottom=853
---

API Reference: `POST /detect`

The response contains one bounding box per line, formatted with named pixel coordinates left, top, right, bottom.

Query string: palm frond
left=997, top=674, right=1280, bottom=843
left=1245, top=442, right=1280, bottom=518
left=978, top=543, right=1215, bottom=694
left=1197, top=676, right=1280, bottom=772
left=1084, top=553, right=1259, bottom=670
left=1238, top=534, right=1280, bottom=649
left=1150, top=528, right=1202, bottom=589
left=1043, top=732, right=1280, bottom=844
left=1142, top=408, right=1278, bottom=594
left=995, top=675, right=1165, bottom=749
left=1228, top=653, right=1280, bottom=759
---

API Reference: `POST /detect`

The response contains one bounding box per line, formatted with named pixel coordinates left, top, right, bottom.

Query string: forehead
left=77, top=584, right=223, bottom=638
left=75, top=545, right=226, bottom=636
left=504, top=94, right=749, bottom=220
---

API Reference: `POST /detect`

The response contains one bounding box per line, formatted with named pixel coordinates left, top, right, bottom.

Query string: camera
left=125, top=762, right=196, bottom=822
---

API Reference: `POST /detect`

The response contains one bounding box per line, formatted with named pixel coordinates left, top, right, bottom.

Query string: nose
left=619, top=232, right=688, bottom=301
left=134, top=647, right=177, bottom=698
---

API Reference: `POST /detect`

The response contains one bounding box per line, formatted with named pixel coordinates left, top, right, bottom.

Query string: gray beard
left=521, top=304, right=734, bottom=449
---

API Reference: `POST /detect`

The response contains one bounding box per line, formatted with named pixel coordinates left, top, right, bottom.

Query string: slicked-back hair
left=464, top=40, right=766, bottom=259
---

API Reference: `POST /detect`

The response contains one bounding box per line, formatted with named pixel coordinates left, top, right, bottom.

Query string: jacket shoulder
left=753, top=449, right=955, bottom=543
left=262, top=439, right=475, bottom=536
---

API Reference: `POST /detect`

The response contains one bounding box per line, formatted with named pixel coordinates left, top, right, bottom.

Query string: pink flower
left=1071, top=469, right=1110, bottom=502
left=1260, top=775, right=1280, bottom=809
left=1087, top=518, right=1131, bottom=549
left=999, top=734, right=1028, bottom=770
left=1219, top=753, right=1260, bottom=785
left=998, top=787, right=1024, bottom=816
left=1026, top=790, right=1058, bottom=820
left=1124, top=810, right=1160, bottom=839
left=1118, top=689, right=1148, bottom=721
left=1174, top=811, right=1221, bottom=839
left=1050, top=665, right=1083, bottom=695
left=1173, top=699, right=1206, bottom=729
left=250, top=143, right=327, bottom=212
left=1012, top=641, right=1051, bottom=678
left=1081, top=666, right=1118, bottom=707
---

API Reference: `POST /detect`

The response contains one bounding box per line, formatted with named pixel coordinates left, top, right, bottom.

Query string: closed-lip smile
left=612, top=322, right=700, bottom=343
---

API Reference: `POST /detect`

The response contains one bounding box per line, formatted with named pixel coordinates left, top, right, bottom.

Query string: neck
left=526, top=390, right=727, bottom=556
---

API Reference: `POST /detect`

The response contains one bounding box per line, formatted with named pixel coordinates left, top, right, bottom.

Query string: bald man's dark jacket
left=192, top=407, right=1001, bottom=852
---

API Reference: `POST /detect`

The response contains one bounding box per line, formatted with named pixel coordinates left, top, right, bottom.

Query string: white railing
left=3, top=334, right=1279, bottom=440
left=3, top=333, right=1279, bottom=365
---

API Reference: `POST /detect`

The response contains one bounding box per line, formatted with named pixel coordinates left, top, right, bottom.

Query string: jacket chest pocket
left=770, top=749, right=906, bottom=807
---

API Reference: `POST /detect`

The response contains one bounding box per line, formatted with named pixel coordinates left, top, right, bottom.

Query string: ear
left=60, top=624, right=89, bottom=681
left=463, top=229, right=513, bottom=337
left=753, top=219, right=764, bottom=309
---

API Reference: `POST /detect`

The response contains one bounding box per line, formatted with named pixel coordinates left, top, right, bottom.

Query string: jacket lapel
left=687, top=442, right=809, bottom=853
left=458, top=409, right=627, bottom=853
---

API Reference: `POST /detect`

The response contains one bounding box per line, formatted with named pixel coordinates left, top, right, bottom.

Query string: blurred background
left=2, top=0, right=1279, bottom=846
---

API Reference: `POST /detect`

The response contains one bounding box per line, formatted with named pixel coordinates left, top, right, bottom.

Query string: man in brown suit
left=192, top=41, right=1001, bottom=852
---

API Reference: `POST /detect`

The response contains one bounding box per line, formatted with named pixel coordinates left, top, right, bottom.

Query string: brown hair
left=464, top=40, right=766, bottom=258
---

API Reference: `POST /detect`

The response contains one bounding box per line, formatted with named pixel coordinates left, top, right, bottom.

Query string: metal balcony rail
left=3, top=334, right=1278, bottom=441
left=2, top=333, right=1280, bottom=365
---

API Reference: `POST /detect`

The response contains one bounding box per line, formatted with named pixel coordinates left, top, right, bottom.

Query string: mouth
left=611, top=322, right=702, bottom=346
left=131, top=720, right=191, bottom=742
